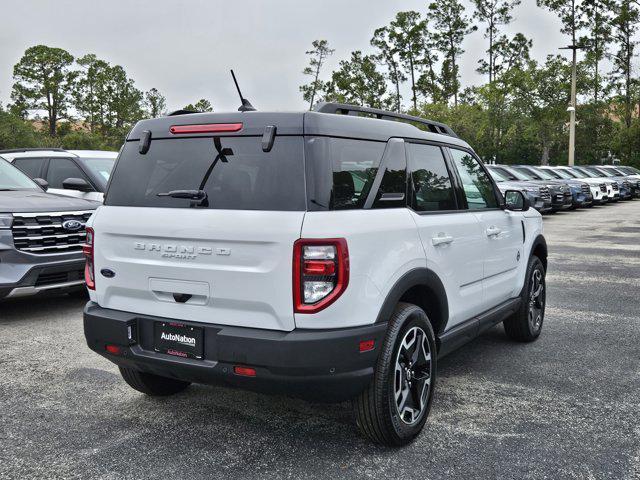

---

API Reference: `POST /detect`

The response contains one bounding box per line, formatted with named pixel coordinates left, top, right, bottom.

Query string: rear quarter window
left=105, top=136, right=306, bottom=211
left=305, top=137, right=386, bottom=210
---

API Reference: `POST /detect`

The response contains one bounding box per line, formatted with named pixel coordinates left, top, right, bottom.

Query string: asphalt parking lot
left=1, top=202, right=639, bottom=480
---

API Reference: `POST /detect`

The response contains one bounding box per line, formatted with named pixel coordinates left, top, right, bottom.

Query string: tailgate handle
left=173, top=293, right=193, bottom=303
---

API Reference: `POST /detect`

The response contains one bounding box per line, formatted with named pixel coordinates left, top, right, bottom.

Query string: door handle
left=486, top=226, right=502, bottom=237
left=432, top=234, right=454, bottom=246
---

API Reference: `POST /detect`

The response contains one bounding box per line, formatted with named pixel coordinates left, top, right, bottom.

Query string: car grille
left=599, top=183, right=606, bottom=192
left=11, top=211, right=93, bottom=254
left=35, top=269, right=84, bottom=287
left=581, top=184, right=590, bottom=195
left=539, top=186, right=551, bottom=200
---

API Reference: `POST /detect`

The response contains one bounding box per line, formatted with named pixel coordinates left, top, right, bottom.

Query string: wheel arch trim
left=375, top=268, right=449, bottom=334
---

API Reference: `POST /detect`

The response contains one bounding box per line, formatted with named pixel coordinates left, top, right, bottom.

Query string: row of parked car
left=1, top=146, right=637, bottom=303
left=486, top=163, right=640, bottom=213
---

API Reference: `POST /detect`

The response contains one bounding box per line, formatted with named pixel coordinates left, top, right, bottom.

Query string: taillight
left=293, top=238, right=349, bottom=314
left=83, top=227, right=95, bottom=290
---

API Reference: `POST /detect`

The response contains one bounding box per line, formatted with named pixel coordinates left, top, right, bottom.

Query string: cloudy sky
left=0, top=0, right=570, bottom=113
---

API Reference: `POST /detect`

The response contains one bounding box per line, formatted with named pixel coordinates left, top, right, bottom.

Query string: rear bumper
left=83, top=302, right=386, bottom=402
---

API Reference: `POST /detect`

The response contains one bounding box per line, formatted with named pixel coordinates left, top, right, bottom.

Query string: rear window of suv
left=106, top=137, right=306, bottom=211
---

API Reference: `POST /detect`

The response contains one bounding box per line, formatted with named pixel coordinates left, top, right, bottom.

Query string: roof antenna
left=231, top=69, right=256, bottom=112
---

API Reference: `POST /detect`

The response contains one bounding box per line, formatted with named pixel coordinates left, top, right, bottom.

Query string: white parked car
left=82, top=103, right=547, bottom=446
left=0, top=149, right=117, bottom=203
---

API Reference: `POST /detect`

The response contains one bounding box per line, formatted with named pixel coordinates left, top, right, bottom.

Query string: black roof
left=125, top=105, right=471, bottom=150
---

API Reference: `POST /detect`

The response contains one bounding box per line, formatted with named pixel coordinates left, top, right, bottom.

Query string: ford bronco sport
left=83, top=103, right=548, bottom=446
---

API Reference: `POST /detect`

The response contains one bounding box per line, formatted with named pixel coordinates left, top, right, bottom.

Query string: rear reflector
left=105, top=344, right=121, bottom=355
left=233, top=366, right=256, bottom=377
left=303, top=260, right=336, bottom=276
left=169, top=123, right=243, bottom=134
left=359, top=340, right=375, bottom=353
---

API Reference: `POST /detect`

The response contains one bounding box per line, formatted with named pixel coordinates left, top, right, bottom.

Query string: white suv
left=1, top=149, right=117, bottom=202
left=83, top=104, right=548, bottom=446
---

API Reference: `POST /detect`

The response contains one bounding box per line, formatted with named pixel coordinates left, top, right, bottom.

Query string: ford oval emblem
left=62, top=219, right=83, bottom=232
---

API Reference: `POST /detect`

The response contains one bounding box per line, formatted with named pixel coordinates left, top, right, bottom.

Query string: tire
left=503, top=255, right=546, bottom=342
left=353, top=302, right=437, bottom=447
left=119, top=367, right=191, bottom=396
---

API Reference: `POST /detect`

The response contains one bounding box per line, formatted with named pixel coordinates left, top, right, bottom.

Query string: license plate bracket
left=154, top=322, right=204, bottom=359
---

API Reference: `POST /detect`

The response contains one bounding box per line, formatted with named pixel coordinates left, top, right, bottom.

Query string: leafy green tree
left=387, top=11, right=429, bottom=110
left=415, top=20, right=442, bottom=105
left=144, top=88, right=167, bottom=117
left=74, top=54, right=109, bottom=133
left=10, top=45, right=76, bottom=136
left=0, top=106, right=44, bottom=149
left=472, top=0, right=522, bottom=83
left=183, top=99, right=213, bottom=112
left=579, top=0, right=614, bottom=103
left=73, top=55, right=143, bottom=139
left=508, top=56, right=573, bottom=165
left=371, top=27, right=406, bottom=112
left=489, top=33, right=532, bottom=78
left=537, top=0, right=585, bottom=42
left=324, top=51, right=392, bottom=109
left=85, top=64, right=142, bottom=141
left=428, top=0, right=477, bottom=106
left=300, top=40, right=335, bottom=109
left=609, top=0, right=639, bottom=129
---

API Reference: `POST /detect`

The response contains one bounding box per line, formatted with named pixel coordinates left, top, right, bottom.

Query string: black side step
left=437, top=297, right=521, bottom=358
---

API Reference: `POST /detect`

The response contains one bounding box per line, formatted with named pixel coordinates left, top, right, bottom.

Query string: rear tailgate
left=92, top=207, right=303, bottom=331
left=92, top=118, right=306, bottom=332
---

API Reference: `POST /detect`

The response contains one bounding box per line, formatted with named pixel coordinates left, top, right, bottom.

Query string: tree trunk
left=50, top=107, right=56, bottom=136
left=489, top=24, right=494, bottom=84
left=541, top=142, right=550, bottom=166
left=392, top=62, right=401, bottom=112
left=309, top=57, right=322, bottom=110
left=409, top=55, right=417, bottom=110
left=594, top=2, right=600, bottom=104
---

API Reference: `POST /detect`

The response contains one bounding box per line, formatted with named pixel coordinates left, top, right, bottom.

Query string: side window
left=492, top=167, right=517, bottom=181
left=407, top=143, right=457, bottom=212
left=372, top=140, right=407, bottom=209
left=46, top=158, right=92, bottom=190
left=13, top=158, right=45, bottom=179
left=305, top=137, right=385, bottom=210
left=449, top=149, right=498, bottom=209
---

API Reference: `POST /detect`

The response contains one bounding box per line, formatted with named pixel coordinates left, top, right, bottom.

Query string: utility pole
left=560, top=44, right=586, bottom=166
left=569, top=46, right=577, bottom=166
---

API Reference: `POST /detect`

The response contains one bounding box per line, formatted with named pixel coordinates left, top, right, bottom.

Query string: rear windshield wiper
left=157, top=189, right=207, bottom=201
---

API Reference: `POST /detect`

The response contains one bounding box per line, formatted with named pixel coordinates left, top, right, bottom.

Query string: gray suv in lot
left=0, top=158, right=98, bottom=300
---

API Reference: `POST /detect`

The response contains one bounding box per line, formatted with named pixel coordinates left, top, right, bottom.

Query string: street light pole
left=560, top=44, right=584, bottom=167
left=568, top=47, right=577, bottom=166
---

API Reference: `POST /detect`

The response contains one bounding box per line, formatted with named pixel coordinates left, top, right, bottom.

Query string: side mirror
left=33, top=177, right=49, bottom=191
left=504, top=190, right=530, bottom=211
left=62, top=177, right=93, bottom=192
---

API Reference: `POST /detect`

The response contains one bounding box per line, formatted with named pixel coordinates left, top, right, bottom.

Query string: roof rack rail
left=167, top=109, right=198, bottom=116
left=314, top=102, right=458, bottom=138
left=0, top=147, right=67, bottom=154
